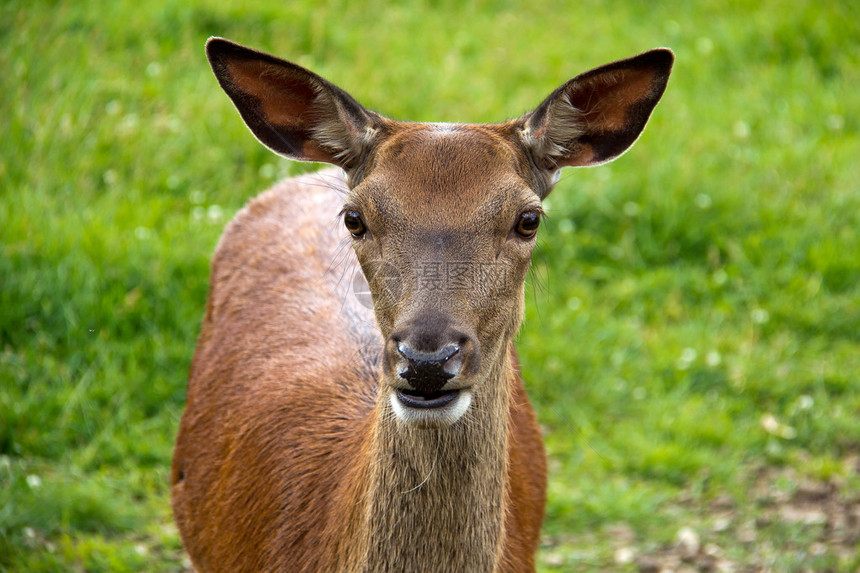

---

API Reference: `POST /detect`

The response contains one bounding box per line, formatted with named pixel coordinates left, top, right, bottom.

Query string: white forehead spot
left=428, top=122, right=458, bottom=135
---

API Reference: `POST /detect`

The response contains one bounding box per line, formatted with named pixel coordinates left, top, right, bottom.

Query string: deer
left=171, top=37, right=673, bottom=573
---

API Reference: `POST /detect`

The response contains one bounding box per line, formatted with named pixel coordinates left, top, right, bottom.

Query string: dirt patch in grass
left=625, top=460, right=860, bottom=572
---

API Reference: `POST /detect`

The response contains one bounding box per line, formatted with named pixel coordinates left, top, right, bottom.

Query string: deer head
left=205, top=38, right=673, bottom=429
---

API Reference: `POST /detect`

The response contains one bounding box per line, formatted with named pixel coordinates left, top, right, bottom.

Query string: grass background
left=2, top=0, right=859, bottom=570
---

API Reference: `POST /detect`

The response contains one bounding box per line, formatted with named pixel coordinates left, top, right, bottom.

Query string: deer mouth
left=390, top=387, right=473, bottom=427
left=389, top=388, right=472, bottom=428
left=395, top=388, right=460, bottom=409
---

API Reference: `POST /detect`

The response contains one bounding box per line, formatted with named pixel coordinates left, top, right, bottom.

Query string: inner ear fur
left=206, top=37, right=382, bottom=170
left=521, top=48, right=674, bottom=173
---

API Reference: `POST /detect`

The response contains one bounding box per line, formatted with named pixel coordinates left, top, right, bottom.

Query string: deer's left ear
left=520, top=48, right=673, bottom=174
left=206, top=37, right=383, bottom=172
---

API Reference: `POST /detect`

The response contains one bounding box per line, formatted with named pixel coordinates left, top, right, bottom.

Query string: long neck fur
left=337, top=349, right=513, bottom=573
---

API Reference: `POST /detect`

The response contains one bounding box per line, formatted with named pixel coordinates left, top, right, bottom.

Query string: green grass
left=2, top=0, right=859, bottom=570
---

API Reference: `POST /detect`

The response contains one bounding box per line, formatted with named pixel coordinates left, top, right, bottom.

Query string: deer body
left=172, top=39, right=672, bottom=572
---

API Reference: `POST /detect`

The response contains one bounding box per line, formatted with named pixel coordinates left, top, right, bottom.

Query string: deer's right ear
left=519, top=48, right=674, bottom=185
left=206, top=37, right=382, bottom=170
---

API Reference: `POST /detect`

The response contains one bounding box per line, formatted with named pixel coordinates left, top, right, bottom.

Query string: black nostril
left=397, top=343, right=459, bottom=365
left=397, top=343, right=460, bottom=392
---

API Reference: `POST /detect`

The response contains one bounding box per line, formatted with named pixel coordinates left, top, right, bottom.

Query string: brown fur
left=172, top=38, right=673, bottom=572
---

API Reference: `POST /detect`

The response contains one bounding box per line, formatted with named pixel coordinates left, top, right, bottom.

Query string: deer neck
left=340, top=346, right=513, bottom=573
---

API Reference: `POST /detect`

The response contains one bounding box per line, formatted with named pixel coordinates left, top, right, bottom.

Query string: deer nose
left=396, top=342, right=461, bottom=393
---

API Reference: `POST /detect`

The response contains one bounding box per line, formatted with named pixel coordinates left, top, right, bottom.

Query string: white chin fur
left=389, top=390, right=473, bottom=428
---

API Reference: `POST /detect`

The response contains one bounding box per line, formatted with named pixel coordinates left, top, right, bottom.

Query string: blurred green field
left=2, top=0, right=859, bottom=571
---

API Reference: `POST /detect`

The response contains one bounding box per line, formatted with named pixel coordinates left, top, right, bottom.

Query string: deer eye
left=515, top=211, right=541, bottom=238
left=344, top=210, right=366, bottom=238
